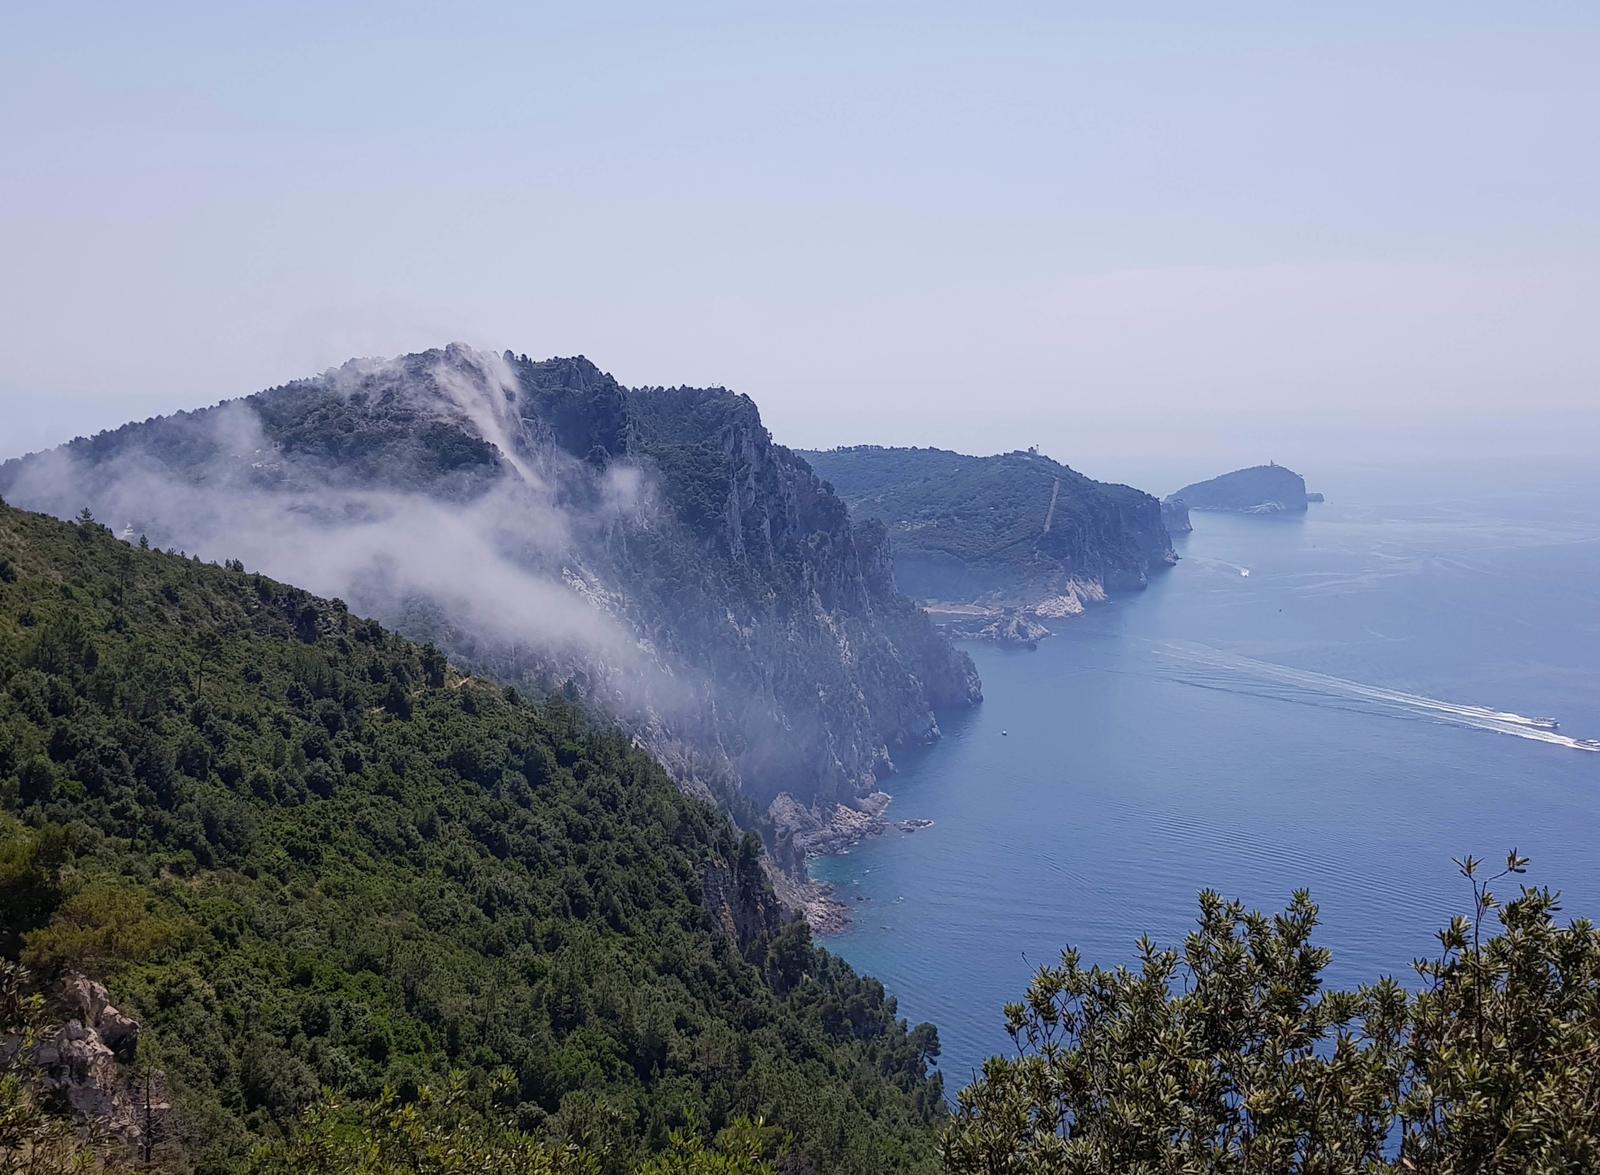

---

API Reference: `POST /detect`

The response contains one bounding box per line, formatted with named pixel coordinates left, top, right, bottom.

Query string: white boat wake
left=1153, top=642, right=1597, bottom=752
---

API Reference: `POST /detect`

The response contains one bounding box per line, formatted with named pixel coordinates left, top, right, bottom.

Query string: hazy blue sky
left=4, top=2, right=1597, bottom=486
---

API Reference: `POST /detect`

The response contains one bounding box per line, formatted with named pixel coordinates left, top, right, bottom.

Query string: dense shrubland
left=0, top=501, right=943, bottom=1173
left=4, top=498, right=1598, bottom=1174
left=0, top=351, right=983, bottom=828
left=945, top=854, right=1600, bottom=1173
left=799, top=446, right=1171, bottom=603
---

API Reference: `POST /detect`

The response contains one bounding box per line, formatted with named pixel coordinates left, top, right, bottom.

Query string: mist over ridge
left=0, top=343, right=982, bottom=860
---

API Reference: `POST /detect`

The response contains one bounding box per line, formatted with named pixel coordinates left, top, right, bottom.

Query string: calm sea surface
left=814, top=460, right=1600, bottom=1089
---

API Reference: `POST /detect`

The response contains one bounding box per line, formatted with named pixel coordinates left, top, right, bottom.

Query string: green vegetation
left=6, top=495, right=1598, bottom=1175
left=0, top=350, right=982, bottom=825
left=945, top=853, right=1600, bottom=1173
left=1, top=959, right=96, bottom=1173
left=800, top=446, right=1170, bottom=602
left=243, top=1079, right=785, bottom=1174
left=0, top=501, right=943, bottom=1173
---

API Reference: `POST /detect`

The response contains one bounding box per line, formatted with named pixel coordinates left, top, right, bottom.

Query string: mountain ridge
left=0, top=348, right=981, bottom=871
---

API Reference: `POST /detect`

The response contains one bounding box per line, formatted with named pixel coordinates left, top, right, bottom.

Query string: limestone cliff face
left=0, top=348, right=981, bottom=839
left=624, top=385, right=983, bottom=814
left=701, top=836, right=785, bottom=948
left=1162, top=498, right=1193, bottom=533
left=0, top=975, right=169, bottom=1150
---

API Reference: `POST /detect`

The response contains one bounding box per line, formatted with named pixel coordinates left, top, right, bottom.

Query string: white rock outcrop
left=3, top=974, right=169, bottom=1148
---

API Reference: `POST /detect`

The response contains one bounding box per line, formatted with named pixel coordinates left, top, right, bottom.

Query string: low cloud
left=1, top=350, right=672, bottom=705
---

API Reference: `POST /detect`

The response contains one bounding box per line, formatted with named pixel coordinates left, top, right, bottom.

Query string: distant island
left=1167, top=462, right=1321, bottom=515
left=800, top=446, right=1177, bottom=646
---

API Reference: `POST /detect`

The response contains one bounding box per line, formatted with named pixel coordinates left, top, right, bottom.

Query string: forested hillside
left=801, top=446, right=1173, bottom=608
left=0, top=500, right=944, bottom=1173
left=0, top=348, right=980, bottom=855
left=5, top=490, right=1597, bottom=1175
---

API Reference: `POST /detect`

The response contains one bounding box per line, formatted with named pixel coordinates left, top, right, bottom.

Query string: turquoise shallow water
left=814, top=461, right=1600, bottom=1091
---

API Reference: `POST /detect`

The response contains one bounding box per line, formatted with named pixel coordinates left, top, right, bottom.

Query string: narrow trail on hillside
left=1042, top=477, right=1061, bottom=533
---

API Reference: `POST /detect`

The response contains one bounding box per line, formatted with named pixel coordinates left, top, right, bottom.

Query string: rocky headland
left=929, top=605, right=1053, bottom=648
left=800, top=446, right=1177, bottom=645
left=766, top=792, right=941, bottom=931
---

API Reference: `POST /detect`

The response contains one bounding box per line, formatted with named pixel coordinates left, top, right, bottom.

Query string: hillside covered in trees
left=0, top=500, right=946, bottom=1172
left=800, top=446, right=1175, bottom=614
left=5, top=502, right=1600, bottom=1174
left=0, top=347, right=981, bottom=859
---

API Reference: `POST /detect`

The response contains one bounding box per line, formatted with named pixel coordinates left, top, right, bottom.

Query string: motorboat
left=1528, top=717, right=1559, bottom=731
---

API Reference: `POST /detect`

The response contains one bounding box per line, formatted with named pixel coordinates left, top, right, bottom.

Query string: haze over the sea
left=4, top=3, right=1598, bottom=472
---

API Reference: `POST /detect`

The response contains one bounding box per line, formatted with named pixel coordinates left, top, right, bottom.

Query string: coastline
left=921, top=580, right=1116, bottom=648
left=770, top=791, right=935, bottom=934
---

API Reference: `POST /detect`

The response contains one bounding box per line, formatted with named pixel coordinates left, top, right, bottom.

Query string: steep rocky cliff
left=1161, top=497, right=1193, bottom=533
left=0, top=503, right=948, bottom=1167
left=0, top=347, right=980, bottom=846
left=801, top=446, right=1176, bottom=622
left=1168, top=463, right=1312, bottom=514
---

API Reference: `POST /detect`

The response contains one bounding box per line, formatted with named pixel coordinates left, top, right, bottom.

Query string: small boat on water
left=1001, top=730, right=1008, bottom=736
left=1528, top=716, right=1560, bottom=731
left=1576, top=738, right=1600, bottom=751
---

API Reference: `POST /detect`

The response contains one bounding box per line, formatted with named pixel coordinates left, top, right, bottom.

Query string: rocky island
left=1167, top=462, right=1319, bottom=515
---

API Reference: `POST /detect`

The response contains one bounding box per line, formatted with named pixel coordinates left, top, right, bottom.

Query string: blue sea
left=814, top=458, right=1600, bottom=1090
